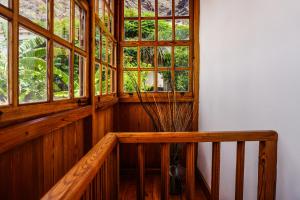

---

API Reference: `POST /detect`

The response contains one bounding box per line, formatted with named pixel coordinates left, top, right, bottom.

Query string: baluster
left=186, top=143, right=196, bottom=200
left=257, top=141, right=277, bottom=200
left=161, top=143, right=170, bottom=200
left=235, top=141, right=245, bottom=200
left=211, top=142, right=221, bottom=200
left=137, top=144, right=145, bottom=200
left=117, top=144, right=120, bottom=200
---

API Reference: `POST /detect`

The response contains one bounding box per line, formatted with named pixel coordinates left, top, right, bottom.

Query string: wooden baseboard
left=196, top=168, right=211, bottom=199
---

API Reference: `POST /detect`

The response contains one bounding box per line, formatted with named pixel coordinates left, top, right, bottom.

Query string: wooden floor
left=120, top=174, right=207, bottom=200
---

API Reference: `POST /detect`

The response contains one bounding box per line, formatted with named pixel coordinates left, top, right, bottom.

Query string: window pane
left=141, top=71, right=154, bottom=92
left=53, top=43, right=70, bottom=100
left=0, top=0, right=8, bottom=7
left=124, top=20, right=138, bottom=41
left=95, top=63, right=100, bottom=95
left=19, top=27, right=47, bottom=104
left=123, top=71, right=138, bottom=92
left=140, top=47, right=154, bottom=68
left=0, top=17, right=8, bottom=106
left=175, top=46, right=189, bottom=67
left=98, top=0, right=104, bottom=20
left=175, top=19, right=189, bottom=40
left=101, top=66, right=106, bottom=95
left=123, top=47, right=137, bottom=68
left=54, top=0, right=70, bottom=41
left=175, top=0, right=189, bottom=16
left=74, top=54, right=86, bottom=98
left=75, top=4, right=86, bottom=49
left=20, top=0, right=47, bottom=29
left=110, top=15, right=114, bottom=35
left=158, top=19, right=172, bottom=41
left=141, top=20, right=155, bottom=41
left=141, top=0, right=155, bottom=17
left=107, top=68, right=111, bottom=94
left=158, top=71, right=171, bottom=92
left=158, top=0, right=172, bottom=16
left=104, top=6, right=109, bottom=29
left=112, top=69, right=116, bottom=93
left=158, top=46, right=171, bottom=68
left=124, top=0, right=138, bottom=17
left=175, top=70, right=189, bottom=91
left=108, top=41, right=112, bottom=65
left=95, top=27, right=100, bottom=59
left=102, top=34, right=106, bottom=61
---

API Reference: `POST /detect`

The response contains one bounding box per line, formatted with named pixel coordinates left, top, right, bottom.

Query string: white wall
left=198, top=0, right=300, bottom=199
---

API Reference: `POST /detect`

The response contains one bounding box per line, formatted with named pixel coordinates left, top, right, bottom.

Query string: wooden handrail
left=41, top=133, right=118, bottom=200
left=42, top=131, right=277, bottom=200
left=116, top=131, right=278, bottom=143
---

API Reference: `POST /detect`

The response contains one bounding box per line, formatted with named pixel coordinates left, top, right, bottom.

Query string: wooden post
left=211, top=142, right=221, bottom=200
left=161, top=143, right=170, bottom=200
left=186, top=143, right=195, bottom=200
left=257, top=141, right=277, bottom=200
left=137, top=144, right=145, bottom=200
left=235, top=141, right=245, bottom=200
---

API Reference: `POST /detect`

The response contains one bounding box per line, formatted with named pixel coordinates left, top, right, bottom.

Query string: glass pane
left=95, top=63, right=100, bottom=95
left=101, top=66, right=106, bottom=94
left=141, top=0, right=155, bottom=17
left=112, top=69, right=116, bottom=93
left=158, top=0, right=172, bottom=16
left=175, top=19, right=189, bottom=40
left=75, top=4, right=86, bottom=49
left=95, top=27, right=100, bottom=59
left=19, top=27, right=47, bottom=104
left=98, top=0, right=104, bottom=20
left=124, top=20, right=138, bottom=41
left=123, top=47, right=137, bottom=68
left=108, top=41, right=112, bottom=65
left=0, top=17, right=9, bottom=106
left=124, top=0, right=138, bottom=17
left=158, top=19, right=172, bottom=41
left=141, top=71, right=154, bottom=92
left=158, top=46, right=171, bottom=68
left=74, top=54, right=86, bottom=98
left=123, top=71, right=138, bottom=92
left=54, top=0, right=70, bottom=41
left=158, top=71, right=171, bottom=92
left=20, top=0, right=47, bottom=29
left=0, top=0, right=8, bottom=7
left=175, top=46, right=189, bottom=67
left=175, top=70, right=189, bottom=91
left=104, top=5, right=109, bottom=29
left=102, top=34, right=106, bottom=61
left=175, top=0, right=189, bottom=16
left=53, top=43, right=70, bottom=100
left=107, top=68, right=111, bottom=94
left=140, top=47, right=154, bottom=68
left=110, top=15, right=114, bottom=34
left=141, top=20, right=155, bottom=41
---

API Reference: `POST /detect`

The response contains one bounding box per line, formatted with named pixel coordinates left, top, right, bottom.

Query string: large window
left=0, top=0, right=88, bottom=121
left=121, top=0, right=192, bottom=94
left=94, top=0, right=117, bottom=99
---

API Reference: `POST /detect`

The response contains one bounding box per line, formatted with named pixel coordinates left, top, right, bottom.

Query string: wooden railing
left=42, top=131, right=278, bottom=200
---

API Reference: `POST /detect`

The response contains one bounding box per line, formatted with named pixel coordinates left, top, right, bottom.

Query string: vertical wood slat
left=137, top=144, right=145, bottom=200
left=235, top=141, right=245, bottom=200
left=117, top=143, right=120, bottom=200
left=211, top=142, right=221, bottom=200
left=257, top=141, right=277, bottom=200
left=186, top=143, right=196, bottom=200
left=161, top=143, right=170, bottom=200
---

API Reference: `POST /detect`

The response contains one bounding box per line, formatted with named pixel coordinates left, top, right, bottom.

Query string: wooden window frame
left=93, top=0, right=118, bottom=105
left=118, top=0, right=195, bottom=102
left=0, top=0, right=90, bottom=126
